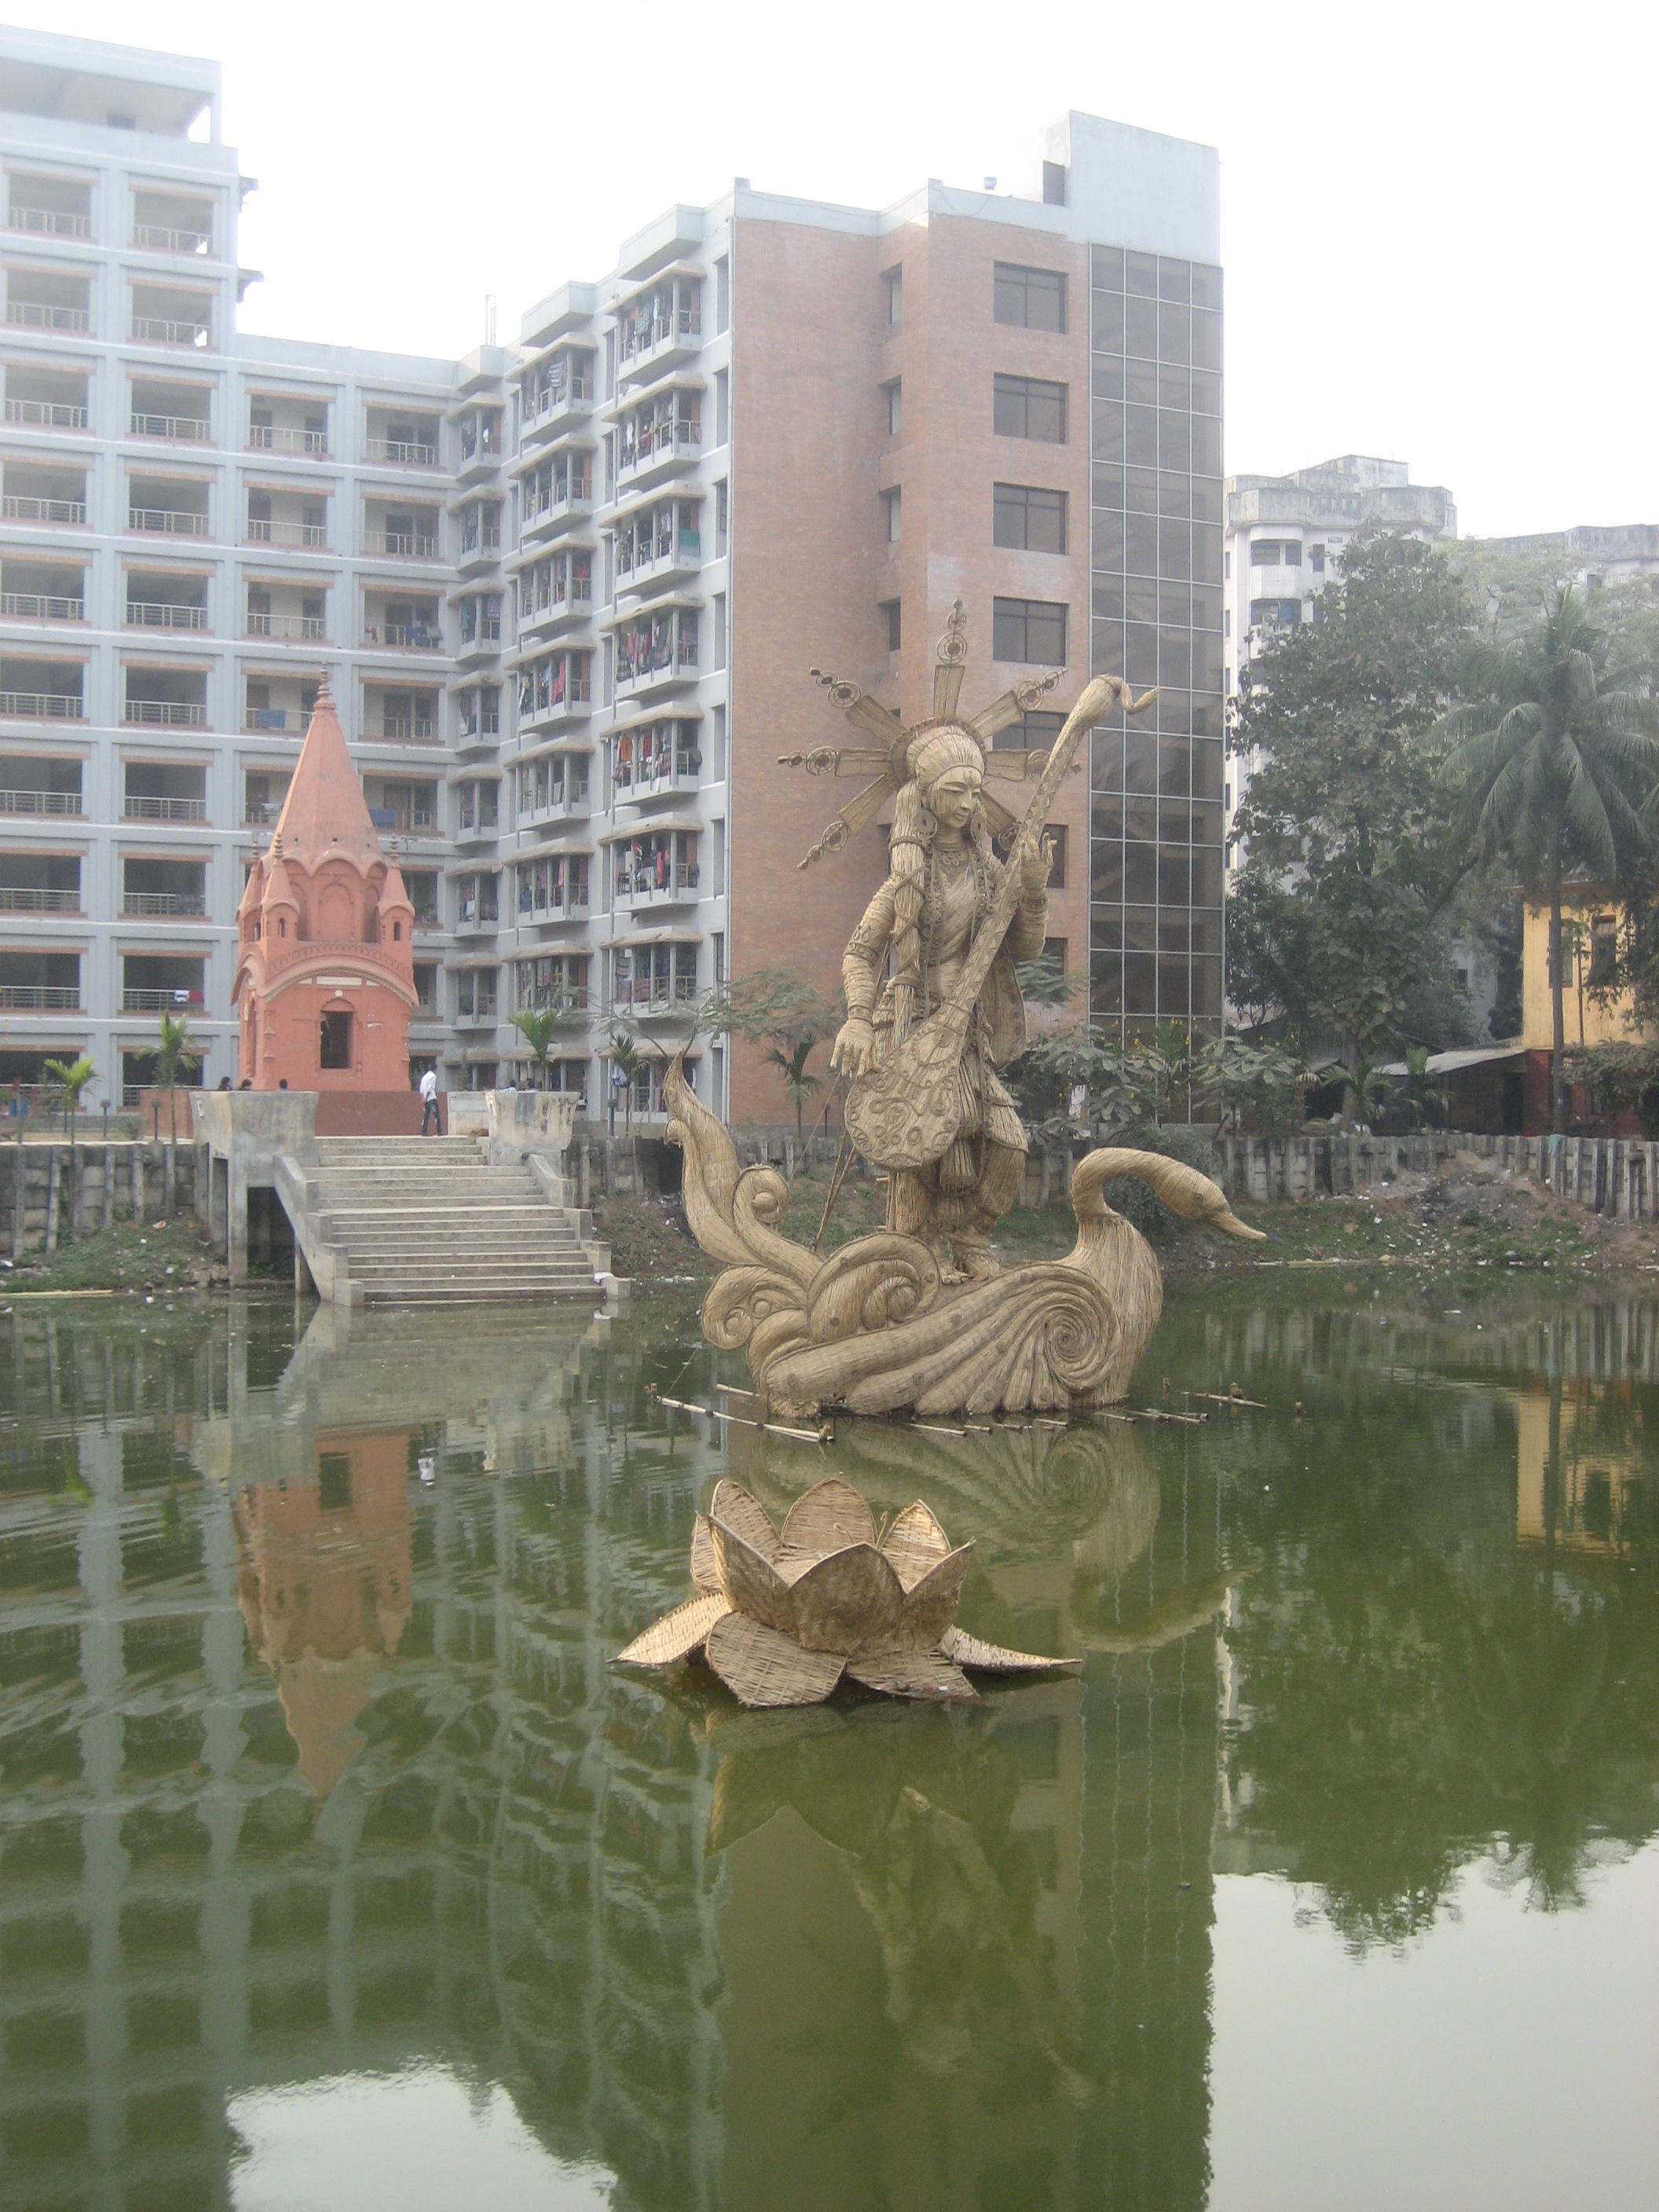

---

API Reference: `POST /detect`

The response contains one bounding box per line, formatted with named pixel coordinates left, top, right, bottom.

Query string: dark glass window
left=992, top=597, right=1068, bottom=665
left=994, top=482, right=1068, bottom=553
left=994, top=375, right=1067, bottom=443
left=991, top=709, right=1065, bottom=753
left=881, top=598, right=900, bottom=652
left=994, top=262, right=1067, bottom=332
left=1091, top=246, right=1124, bottom=289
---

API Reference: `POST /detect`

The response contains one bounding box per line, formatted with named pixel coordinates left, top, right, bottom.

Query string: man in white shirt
left=419, top=1065, right=439, bottom=1137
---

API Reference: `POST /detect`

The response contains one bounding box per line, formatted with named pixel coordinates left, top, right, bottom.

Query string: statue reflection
left=234, top=1426, right=414, bottom=1797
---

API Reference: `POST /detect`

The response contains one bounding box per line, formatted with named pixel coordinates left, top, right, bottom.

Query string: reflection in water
left=0, top=1291, right=1653, bottom=2210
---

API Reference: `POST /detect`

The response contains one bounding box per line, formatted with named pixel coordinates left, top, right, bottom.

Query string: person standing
left=419, top=1064, right=439, bottom=1137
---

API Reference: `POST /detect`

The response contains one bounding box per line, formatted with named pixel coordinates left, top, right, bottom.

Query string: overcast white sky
left=22, top=0, right=1656, bottom=538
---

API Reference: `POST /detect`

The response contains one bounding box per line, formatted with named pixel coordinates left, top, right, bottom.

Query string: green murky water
left=0, top=1288, right=1654, bottom=2212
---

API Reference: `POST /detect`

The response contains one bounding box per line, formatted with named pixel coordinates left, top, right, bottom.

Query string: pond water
left=0, top=1287, right=1654, bottom=2212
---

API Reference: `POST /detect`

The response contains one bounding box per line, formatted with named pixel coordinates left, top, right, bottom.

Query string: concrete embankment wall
left=1, top=1141, right=205, bottom=1254
left=1215, top=1131, right=1659, bottom=1222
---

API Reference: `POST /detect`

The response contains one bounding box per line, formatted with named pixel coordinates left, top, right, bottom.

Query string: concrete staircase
left=283, top=1134, right=613, bottom=1309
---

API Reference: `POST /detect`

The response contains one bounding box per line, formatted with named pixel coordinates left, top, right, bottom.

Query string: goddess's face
left=928, top=767, right=982, bottom=829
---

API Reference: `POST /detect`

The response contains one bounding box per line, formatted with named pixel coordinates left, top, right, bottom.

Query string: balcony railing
left=248, top=424, right=329, bottom=456
left=124, top=794, right=207, bottom=822
left=456, top=807, right=500, bottom=835
left=616, top=418, right=701, bottom=479
left=613, top=979, right=700, bottom=1015
left=5, top=397, right=88, bottom=430
left=126, top=601, right=207, bottom=629
left=246, top=518, right=326, bottom=548
left=2, top=592, right=84, bottom=621
left=131, top=316, right=211, bottom=349
left=122, top=890, right=206, bottom=917
left=0, top=690, right=83, bottom=719
left=133, top=223, right=211, bottom=255
left=614, top=861, right=700, bottom=906
left=122, top=987, right=205, bottom=1011
left=459, top=526, right=502, bottom=557
left=374, top=716, right=437, bottom=743
left=519, top=676, right=591, bottom=721
left=457, top=617, right=502, bottom=650
left=246, top=612, right=326, bottom=640
left=4, top=495, right=86, bottom=526
left=367, top=621, right=441, bottom=650
left=454, top=1001, right=499, bottom=1024
left=362, top=529, right=437, bottom=558
left=614, top=636, right=698, bottom=693
left=130, top=411, right=211, bottom=441
left=130, top=506, right=208, bottom=537
left=367, top=808, right=437, bottom=835
left=244, top=706, right=312, bottom=733
left=518, top=990, right=590, bottom=1023
left=7, top=207, right=90, bottom=240
left=0, top=886, right=79, bottom=911
left=364, top=436, right=438, bottom=466
left=6, top=301, right=90, bottom=333
left=124, top=699, right=207, bottom=727
left=0, top=787, right=81, bottom=815
left=0, top=983, right=80, bottom=1009
left=456, top=904, right=500, bottom=930
left=517, top=888, right=589, bottom=922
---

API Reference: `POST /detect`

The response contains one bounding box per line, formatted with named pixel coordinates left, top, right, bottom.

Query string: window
left=716, top=255, right=730, bottom=334
left=713, top=591, right=727, bottom=669
left=884, top=266, right=902, bottom=326
left=710, top=702, right=727, bottom=780
left=1310, top=544, right=1325, bottom=574
left=993, top=597, right=1067, bottom=665
left=994, top=262, right=1066, bottom=333
left=1282, top=541, right=1302, bottom=568
left=993, top=482, right=1067, bottom=553
left=882, top=487, right=900, bottom=543
left=715, top=369, right=728, bottom=446
left=991, top=708, right=1064, bottom=754
left=715, top=478, right=727, bottom=555
left=1042, top=160, right=1067, bottom=207
left=881, top=599, right=901, bottom=653
left=994, top=375, right=1066, bottom=444
left=712, top=932, right=725, bottom=987
left=1590, top=914, right=1618, bottom=987
left=884, top=379, right=902, bottom=436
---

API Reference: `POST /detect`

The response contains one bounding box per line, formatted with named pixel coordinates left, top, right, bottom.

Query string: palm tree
left=511, top=1007, right=560, bottom=1090
left=764, top=1035, right=822, bottom=1149
left=609, top=1031, right=642, bottom=1136
left=41, top=1054, right=95, bottom=1238
left=1437, top=589, right=1659, bottom=1129
left=154, top=1010, right=203, bottom=1142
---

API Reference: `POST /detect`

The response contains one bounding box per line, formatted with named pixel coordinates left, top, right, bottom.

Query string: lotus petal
left=710, top=1517, right=796, bottom=1633
left=880, top=1499, right=952, bottom=1591
left=778, top=1477, right=878, bottom=1568
left=897, top=1543, right=974, bottom=1648
left=846, top=1646, right=979, bottom=1701
left=789, top=1543, right=906, bottom=1656
left=940, top=1625, right=1081, bottom=1675
left=617, top=1592, right=731, bottom=1669
left=709, top=1479, right=780, bottom=1560
left=690, top=1514, right=720, bottom=1595
left=706, top=1611, right=844, bottom=1708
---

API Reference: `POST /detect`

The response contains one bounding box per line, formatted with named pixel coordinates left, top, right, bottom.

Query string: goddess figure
left=830, top=720, right=1052, bottom=1280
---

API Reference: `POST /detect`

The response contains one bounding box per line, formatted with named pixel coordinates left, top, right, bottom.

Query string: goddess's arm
left=832, top=880, right=898, bottom=1076
left=1002, top=847, right=1051, bottom=961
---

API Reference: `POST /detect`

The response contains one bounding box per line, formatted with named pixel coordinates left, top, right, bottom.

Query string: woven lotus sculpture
left=617, top=1475, right=1077, bottom=1707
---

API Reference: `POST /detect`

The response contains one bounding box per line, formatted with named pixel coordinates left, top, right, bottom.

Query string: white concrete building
left=1223, top=455, right=1456, bottom=868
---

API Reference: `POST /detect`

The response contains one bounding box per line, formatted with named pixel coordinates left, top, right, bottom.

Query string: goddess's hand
left=830, top=1018, right=877, bottom=1079
left=1020, top=836, right=1055, bottom=899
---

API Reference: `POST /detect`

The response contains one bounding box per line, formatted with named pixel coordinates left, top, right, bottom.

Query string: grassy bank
left=1, top=1217, right=231, bottom=1301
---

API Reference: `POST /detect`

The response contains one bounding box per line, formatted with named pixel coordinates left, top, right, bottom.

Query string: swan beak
left=1215, top=1204, right=1268, bottom=1243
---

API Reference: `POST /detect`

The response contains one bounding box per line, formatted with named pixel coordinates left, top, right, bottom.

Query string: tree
left=41, top=1054, right=96, bottom=1236
left=763, top=1036, right=822, bottom=1148
left=154, top=1011, right=203, bottom=1142
left=1227, top=529, right=1478, bottom=1083
left=1194, top=1034, right=1311, bottom=1136
left=510, top=1007, right=560, bottom=1090
left=1401, top=1046, right=1445, bottom=1130
left=1437, top=588, right=1659, bottom=1129
left=608, top=1031, right=642, bottom=1135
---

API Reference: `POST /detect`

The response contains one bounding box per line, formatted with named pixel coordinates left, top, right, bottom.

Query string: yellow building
left=1522, top=892, right=1649, bottom=1053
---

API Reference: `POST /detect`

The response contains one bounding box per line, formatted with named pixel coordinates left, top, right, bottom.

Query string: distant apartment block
left=0, top=30, right=1223, bottom=1115
left=1222, top=455, right=1456, bottom=869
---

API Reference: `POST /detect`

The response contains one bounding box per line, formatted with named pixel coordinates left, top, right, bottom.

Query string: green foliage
left=1101, top=1123, right=1225, bottom=1241
left=1013, top=951, right=1086, bottom=1008
left=510, top=1007, right=560, bottom=1086
left=42, top=1054, right=96, bottom=1125
left=1193, top=1034, right=1311, bottom=1136
left=608, top=1031, right=642, bottom=1132
left=153, top=1012, right=203, bottom=1143
left=1401, top=1047, right=1445, bottom=1130
left=1227, top=529, right=1480, bottom=1063
left=1562, top=1039, right=1659, bottom=1133
left=763, top=1035, right=822, bottom=1145
left=705, top=965, right=842, bottom=1049
left=1437, top=585, right=1659, bottom=1126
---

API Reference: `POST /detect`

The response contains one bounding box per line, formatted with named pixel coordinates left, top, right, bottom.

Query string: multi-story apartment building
left=1222, top=454, right=1456, bottom=869
left=0, top=30, right=1223, bottom=1116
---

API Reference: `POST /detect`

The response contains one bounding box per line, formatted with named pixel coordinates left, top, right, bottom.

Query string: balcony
left=0, top=886, right=79, bottom=912
left=130, top=409, right=211, bottom=442
left=613, top=976, right=700, bottom=1019
left=2, top=590, right=84, bottom=623
left=0, top=982, right=80, bottom=1009
left=0, top=945, right=81, bottom=1013
left=613, top=861, right=700, bottom=914
left=372, top=713, right=438, bottom=745
left=132, top=222, right=211, bottom=256
left=246, top=517, right=326, bottom=549
left=0, top=767, right=82, bottom=817
left=519, top=365, right=594, bottom=449
left=614, top=413, right=701, bottom=493
left=6, top=296, right=90, bottom=335
left=122, top=951, right=206, bottom=1013
left=125, top=794, right=207, bottom=822
left=363, top=527, right=438, bottom=558
left=133, top=194, right=214, bottom=258
left=455, top=901, right=500, bottom=936
left=127, top=600, right=207, bottom=631
left=0, top=687, right=83, bottom=721
left=130, top=504, right=209, bottom=538
left=364, top=618, right=442, bottom=651
left=244, top=705, right=313, bottom=734
left=124, top=698, right=207, bottom=727
left=364, top=408, right=440, bottom=469
left=616, top=751, right=701, bottom=804
left=246, top=612, right=327, bottom=642
left=617, top=276, right=703, bottom=385
left=247, top=423, right=328, bottom=457
left=457, top=518, right=502, bottom=565
left=518, top=469, right=593, bottom=544
left=3, top=493, right=86, bottom=527
left=616, top=522, right=701, bottom=600
left=122, top=889, right=206, bottom=919
left=613, top=613, right=699, bottom=699
left=455, top=805, right=500, bottom=844
left=518, top=778, right=590, bottom=829
left=517, top=664, right=591, bottom=731
left=456, top=415, right=503, bottom=477
left=0, top=858, right=80, bottom=914
left=131, top=313, right=211, bottom=350
left=5, top=397, right=88, bottom=431
left=7, top=203, right=90, bottom=241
